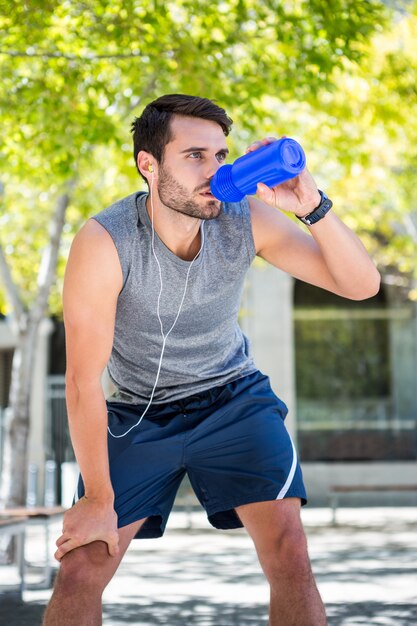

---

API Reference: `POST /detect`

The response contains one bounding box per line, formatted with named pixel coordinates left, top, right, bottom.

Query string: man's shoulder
left=93, top=191, right=143, bottom=227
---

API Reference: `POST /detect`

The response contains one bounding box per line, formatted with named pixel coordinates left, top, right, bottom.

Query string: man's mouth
left=200, top=190, right=216, bottom=198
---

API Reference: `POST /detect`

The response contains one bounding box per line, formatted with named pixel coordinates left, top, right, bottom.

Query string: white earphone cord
left=108, top=171, right=205, bottom=438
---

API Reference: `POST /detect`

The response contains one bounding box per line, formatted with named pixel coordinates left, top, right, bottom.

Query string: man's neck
left=145, top=195, right=202, bottom=262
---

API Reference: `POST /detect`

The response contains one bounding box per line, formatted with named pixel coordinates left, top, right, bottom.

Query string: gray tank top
left=93, top=191, right=257, bottom=403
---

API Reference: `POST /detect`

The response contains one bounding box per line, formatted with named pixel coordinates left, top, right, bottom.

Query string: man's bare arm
left=55, top=218, right=123, bottom=560
left=250, top=193, right=380, bottom=300
left=246, top=136, right=380, bottom=300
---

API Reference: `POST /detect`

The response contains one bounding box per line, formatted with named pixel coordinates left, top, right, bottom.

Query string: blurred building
left=0, top=264, right=416, bottom=507
left=243, top=265, right=417, bottom=506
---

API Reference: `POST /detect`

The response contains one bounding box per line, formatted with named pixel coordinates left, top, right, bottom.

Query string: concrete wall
left=241, top=263, right=296, bottom=438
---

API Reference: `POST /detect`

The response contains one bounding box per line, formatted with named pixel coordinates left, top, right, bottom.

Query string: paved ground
left=0, top=507, right=416, bottom=625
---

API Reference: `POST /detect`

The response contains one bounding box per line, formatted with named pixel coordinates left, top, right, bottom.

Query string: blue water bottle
left=210, top=137, right=306, bottom=202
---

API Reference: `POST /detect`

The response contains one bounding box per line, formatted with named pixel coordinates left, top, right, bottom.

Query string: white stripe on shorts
left=276, top=435, right=297, bottom=500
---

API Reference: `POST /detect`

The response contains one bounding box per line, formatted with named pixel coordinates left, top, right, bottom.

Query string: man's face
left=157, top=115, right=229, bottom=220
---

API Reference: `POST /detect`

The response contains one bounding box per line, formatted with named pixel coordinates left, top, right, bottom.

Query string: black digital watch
left=297, top=190, right=333, bottom=226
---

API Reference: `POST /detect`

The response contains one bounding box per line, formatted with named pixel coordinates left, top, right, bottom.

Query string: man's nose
left=205, top=158, right=222, bottom=179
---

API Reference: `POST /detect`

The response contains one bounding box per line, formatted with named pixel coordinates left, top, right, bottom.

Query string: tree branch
left=31, top=180, right=75, bottom=324
left=0, top=49, right=146, bottom=61
left=403, top=213, right=417, bottom=244
left=126, top=75, right=158, bottom=115
left=0, top=244, right=25, bottom=321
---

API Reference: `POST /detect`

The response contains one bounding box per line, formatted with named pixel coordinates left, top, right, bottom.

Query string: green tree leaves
left=1, top=0, right=416, bottom=316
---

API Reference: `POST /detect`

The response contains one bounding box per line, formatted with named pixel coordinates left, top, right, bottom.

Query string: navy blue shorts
left=76, top=370, right=307, bottom=538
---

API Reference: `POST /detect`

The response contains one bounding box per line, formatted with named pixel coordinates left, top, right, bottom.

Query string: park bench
left=329, top=484, right=417, bottom=524
left=0, top=517, right=26, bottom=598
left=0, top=506, right=66, bottom=590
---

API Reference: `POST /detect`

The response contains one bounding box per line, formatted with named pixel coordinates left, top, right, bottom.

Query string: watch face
left=301, top=194, right=333, bottom=225
left=297, top=190, right=333, bottom=225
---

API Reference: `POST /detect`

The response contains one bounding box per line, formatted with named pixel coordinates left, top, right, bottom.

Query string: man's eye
left=217, top=152, right=227, bottom=162
left=189, top=152, right=202, bottom=159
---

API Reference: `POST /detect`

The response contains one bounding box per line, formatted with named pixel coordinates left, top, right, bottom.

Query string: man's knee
left=54, top=541, right=114, bottom=596
left=259, top=526, right=312, bottom=585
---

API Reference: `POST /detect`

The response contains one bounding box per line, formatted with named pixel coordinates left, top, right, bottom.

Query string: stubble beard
left=157, top=162, right=222, bottom=220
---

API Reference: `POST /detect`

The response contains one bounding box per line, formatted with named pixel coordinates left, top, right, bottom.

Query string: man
left=43, top=94, right=380, bottom=626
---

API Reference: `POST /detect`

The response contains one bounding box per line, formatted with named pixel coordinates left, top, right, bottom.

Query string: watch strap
left=297, top=190, right=333, bottom=226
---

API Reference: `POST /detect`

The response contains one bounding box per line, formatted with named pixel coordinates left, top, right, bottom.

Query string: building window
left=294, top=281, right=417, bottom=461
left=0, top=349, right=13, bottom=408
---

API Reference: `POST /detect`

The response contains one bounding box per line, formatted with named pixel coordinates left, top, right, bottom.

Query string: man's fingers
left=246, top=137, right=278, bottom=153
left=54, top=538, right=78, bottom=561
left=56, top=533, right=69, bottom=547
left=245, top=140, right=265, bottom=153
left=256, top=182, right=275, bottom=204
left=55, top=531, right=120, bottom=560
left=106, top=533, right=120, bottom=557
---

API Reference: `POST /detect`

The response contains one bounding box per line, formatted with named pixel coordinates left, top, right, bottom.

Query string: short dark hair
left=131, top=94, right=233, bottom=182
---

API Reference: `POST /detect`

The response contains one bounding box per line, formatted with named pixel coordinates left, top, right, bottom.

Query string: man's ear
left=137, top=150, right=156, bottom=180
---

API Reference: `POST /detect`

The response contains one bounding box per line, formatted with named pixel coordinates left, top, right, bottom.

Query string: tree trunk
left=0, top=316, right=39, bottom=508
left=0, top=188, right=71, bottom=561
